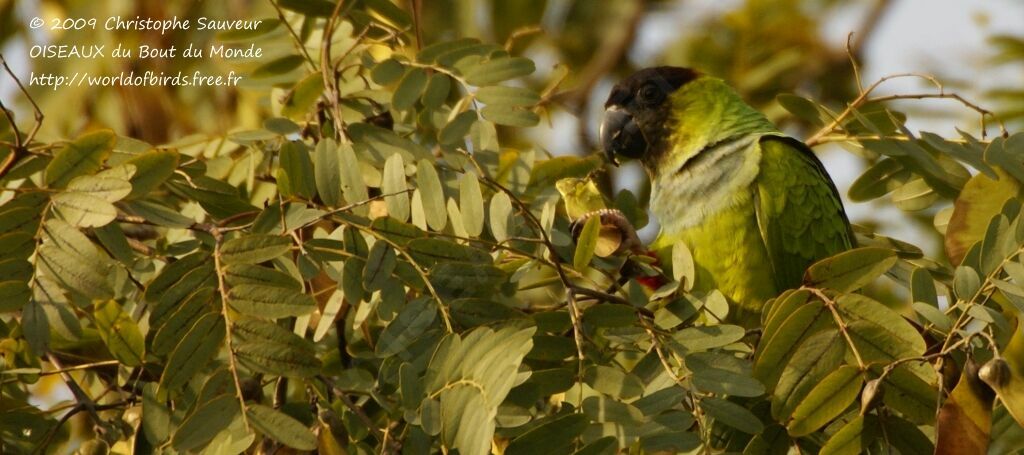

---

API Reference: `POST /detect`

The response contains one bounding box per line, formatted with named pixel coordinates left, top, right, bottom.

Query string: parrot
left=599, top=66, right=854, bottom=327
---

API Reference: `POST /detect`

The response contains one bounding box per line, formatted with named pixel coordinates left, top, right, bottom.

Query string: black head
left=600, top=67, right=700, bottom=165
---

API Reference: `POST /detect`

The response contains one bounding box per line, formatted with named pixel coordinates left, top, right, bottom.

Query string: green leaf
left=463, top=57, right=535, bottom=86
left=837, top=294, right=927, bottom=362
left=489, top=192, right=513, bottom=242
left=45, top=130, right=116, bottom=188
left=235, top=339, right=321, bottom=378
left=777, top=94, right=825, bottom=127
left=583, top=365, right=644, bottom=400
left=338, top=141, right=370, bottom=216
left=573, top=215, right=600, bottom=270
left=278, top=141, right=316, bottom=199
left=945, top=169, right=1021, bottom=265
left=364, top=241, right=397, bottom=291
left=220, top=235, right=292, bottom=265
left=160, top=313, right=225, bottom=393
left=417, top=159, right=447, bottom=231
left=224, top=264, right=301, bottom=290
left=145, top=250, right=211, bottom=302
left=171, top=394, right=240, bottom=452
left=505, top=413, right=588, bottom=455
left=422, top=74, right=452, bottom=108
left=313, top=139, right=342, bottom=207
left=371, top=58, right=406, bottom=85
left=51, top=192, right=117, bottom=228
left=382, top=154, right=410, bottom=221
left=786, top=365, right=862, bottom=436
left=282, top=72, right=326, bottom=118
left=93, top=300, right=145, bottom=367
left=476, top=86, right=540, bottom=107
left=151, top=287, right=215, bottom=355
left=672, top=242, right=695, bottom=290
left=429, top=262, right=506, bottom=299
left=36, top=244, right=113, bottom=299
left=246, top=404, right=316, bottom=450
left=687, top=352, right=765, bottom=397
left=772, top=329, right=845, bottom=421
left=700, top=397, right=764, bottom=434
left=481, top=105, right=539, bottom=127
left=459, top=173, right=485, bottom=237
left=819, top=415, right=867, bottom=455
left=672, top=325, right=745, bottom=353
left=439, top=110, right=477, bottom=145
left=66, top=175, right=132, bottom=202
left=848, top=158, right=905, bottom=202
left=21, top=300, right=49, bottom=356
left=954, top=265, right=981, bottom=299
left=583, top=304, right=635, bottom=328
left=804, top=247, right=897, bottom=292
left=228, top=283, right=316, bottom=319
left=393, top=67, right=428, bottom=110
left=377, top=297, right=436, bottom=357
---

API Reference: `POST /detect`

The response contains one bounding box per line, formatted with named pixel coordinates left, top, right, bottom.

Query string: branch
left=212, top=228, right=251, bottom=431
left=0, top=53, right=45, bottom=179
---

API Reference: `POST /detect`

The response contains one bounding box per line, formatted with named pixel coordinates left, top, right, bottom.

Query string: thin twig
left=212, top=229, right=251, bottom=431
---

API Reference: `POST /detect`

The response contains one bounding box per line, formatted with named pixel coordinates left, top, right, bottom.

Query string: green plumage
left=602, top=68, right=853, bottom=327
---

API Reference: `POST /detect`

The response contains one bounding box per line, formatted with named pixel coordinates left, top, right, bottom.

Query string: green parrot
left=600, top=67, right=854, bottom=327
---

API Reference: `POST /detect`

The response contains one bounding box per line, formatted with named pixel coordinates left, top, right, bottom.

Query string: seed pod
left=861, top=378, right=883, bottom=414
left=978, top=358, right=1011, bottom=389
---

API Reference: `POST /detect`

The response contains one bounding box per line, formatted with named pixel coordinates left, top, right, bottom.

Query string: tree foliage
left=1, top=1, right=1024, bottom=454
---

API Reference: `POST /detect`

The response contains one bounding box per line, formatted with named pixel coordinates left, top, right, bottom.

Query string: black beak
left=600, top=106, right=647, bottom=165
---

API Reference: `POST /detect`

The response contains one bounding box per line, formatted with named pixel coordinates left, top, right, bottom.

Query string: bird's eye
left=637, top=83, right=662, bottom=104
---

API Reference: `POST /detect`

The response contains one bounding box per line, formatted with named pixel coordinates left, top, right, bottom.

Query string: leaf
left=407, top=238, right=492, bottom=265
left=583, top=365, right=644, bottom=400
left=980, top=319, right=1024, bottom=428
left=66, top=175, right=132, bottom=202
left=311, top=139, right=342, bottom=207
left=777, top=94, right=825, bottom=127
left=489, top=191, right=513, bottom=242
left=21, top=300, right=49, bottom=356
left=278, top=141, right=316, bottom=199
left=160, top=313, right=225, bottom=392
left=220, top=235, right=292, bottom=265
left=459, top=173, right=485, bottom=237
left=583, top=304, right=635, bottom=328
left=45, top=130, right=116, bottom=188
left=228, top=283, right=316, bottom=319
left=393, top=67, right=428, bottom=110
left=36, top=244, right=113, bottom=299
left=700, top=397, right=764, bottom=434
left=426, top=326, right=536, bottom=455
left=282, top=72, right=326, bottom=118
left=772, top=329, right=845, bottom=421
left=363, top=241, right=397, bottom=291
left=505, top=413, right=588, bottom=455
left=481, top=105, right=539, bottom=127
left=235, top=340, right=321, bottom=378
left=672, top=242, right=695, bottom=289
left=439, top=110, right=477, bottom=146
left=377, top=298, right=437, bottom=357
left=837, top=294, right=927, bottom=362
left=954, top=265, right=982, bottom=299
left=371, top=58, right=406, bottom=85
left=946, top=170, right=1022, bottom=265
left=476, top=86, right=540, bottom=107
left=382, top=154, right=410, bottom=221
left=804, top=247, right=897, bottom=292
left=819, top=415, right=867, bottom=455
left=573, top=215, right=599, bottom=270
left=687, top=352, right=765, bottom=397
left=51, top=192, right=117, bottom=227
left=338, top=141, right=370, bottom=216
left=935, top=359, right=994, bottom=455
left=786, top=365, right=862, bottom=436
left=422, top=74, right=451, bottom=108
left=93, top=300, right=145, bottom=367
left=224, top=264, right=301, bottom=290
left=462, top=57, right=535, bottom=86
left=429, top=262, right=506, bottom=299
left=672, top=325, right=746, bottom=353
left=848, top=158, right=906, bottom=202
left=171, top=394, right=240, bottom=452
left=246, top=404, right=317, bottom=450
left=417, top=159, right=447, bottom=231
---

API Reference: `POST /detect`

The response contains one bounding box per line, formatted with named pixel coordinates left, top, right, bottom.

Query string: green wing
left=753, top=135, right=854, bottom=290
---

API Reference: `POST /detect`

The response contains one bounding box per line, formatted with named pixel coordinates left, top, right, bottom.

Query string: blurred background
left=3, top=0, right=1022, bottom=251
